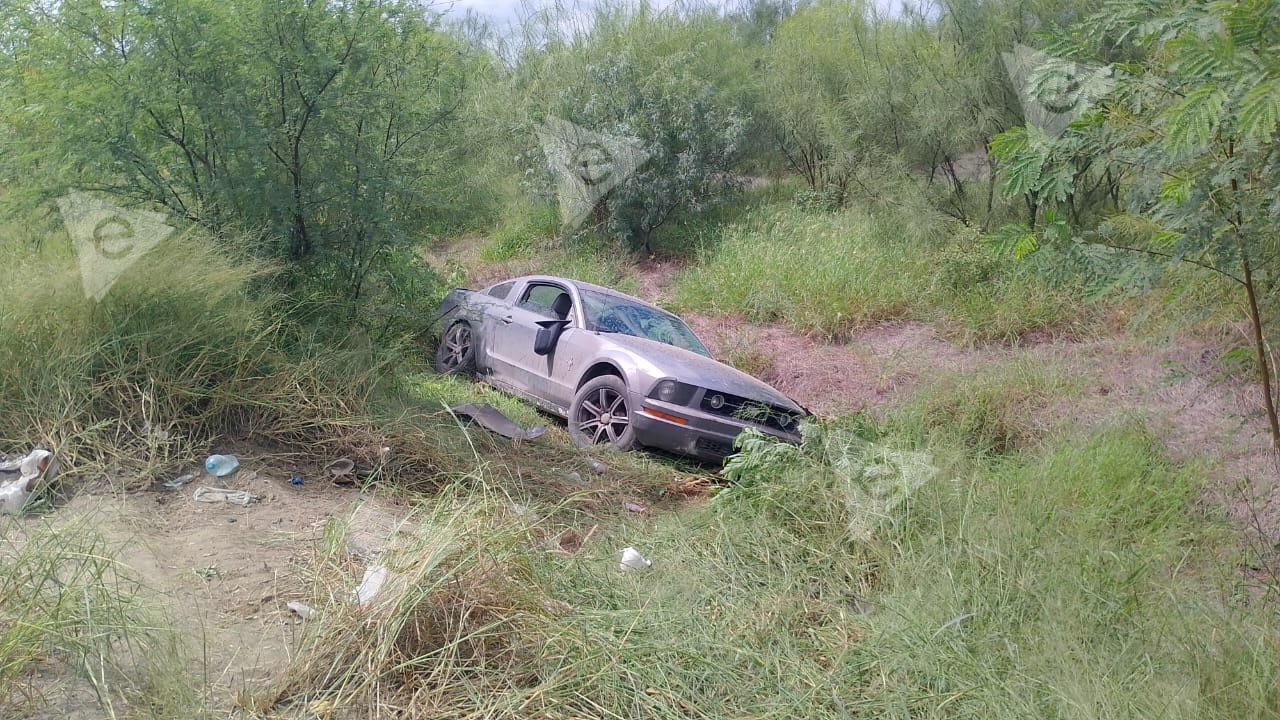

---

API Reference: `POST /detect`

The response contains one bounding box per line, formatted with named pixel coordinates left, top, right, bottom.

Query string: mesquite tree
left=992, top=0, right=1280, bottom=447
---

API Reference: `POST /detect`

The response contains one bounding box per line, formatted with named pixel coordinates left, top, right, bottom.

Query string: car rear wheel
left=569, top=375, right=636, bottom=451
left=434, top=322, right=476, bottom=376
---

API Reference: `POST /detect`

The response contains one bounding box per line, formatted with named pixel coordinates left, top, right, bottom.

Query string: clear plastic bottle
left=204, top=454, right=240, bottom=477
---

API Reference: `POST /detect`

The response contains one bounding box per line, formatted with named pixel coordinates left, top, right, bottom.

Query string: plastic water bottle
left=204, top=454, right=240, bottom=477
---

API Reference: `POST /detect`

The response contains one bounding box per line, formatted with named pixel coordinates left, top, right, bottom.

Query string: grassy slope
left=671, top=199, right=1094, bottom=345
left=256, top=205, right=1279, bottom=717
left=3, top=195, right=1276, bottom=718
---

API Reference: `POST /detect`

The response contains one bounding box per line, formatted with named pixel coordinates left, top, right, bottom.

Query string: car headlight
left=648, top=379, right=697, bottom=405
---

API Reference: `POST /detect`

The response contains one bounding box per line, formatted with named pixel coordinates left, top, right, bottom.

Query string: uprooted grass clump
left=891, top=357, right=1089, bottom=455
left=0, top=226, right=456, bottom=488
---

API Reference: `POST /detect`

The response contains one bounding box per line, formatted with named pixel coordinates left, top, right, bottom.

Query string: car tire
left=569, top=375, right=636, bottom=451
left=434, top=321, right=476, bottom=376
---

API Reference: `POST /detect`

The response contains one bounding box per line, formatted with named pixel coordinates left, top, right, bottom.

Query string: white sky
left=438, top=0, right=917, bottom=29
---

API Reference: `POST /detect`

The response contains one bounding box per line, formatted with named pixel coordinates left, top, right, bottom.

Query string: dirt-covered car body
left=433, top=275, right=805, bottom=460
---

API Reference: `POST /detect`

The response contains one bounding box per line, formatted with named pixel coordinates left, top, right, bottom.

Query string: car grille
left=699, top=392, right=802, bottom=434
left=695, top=437, right=736, bottom=458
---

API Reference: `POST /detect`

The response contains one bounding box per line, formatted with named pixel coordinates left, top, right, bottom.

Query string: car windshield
left=579, top=288, right=711, bottom=357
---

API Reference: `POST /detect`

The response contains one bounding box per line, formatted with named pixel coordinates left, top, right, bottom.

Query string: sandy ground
left=6, top=467, right=414, bottom=718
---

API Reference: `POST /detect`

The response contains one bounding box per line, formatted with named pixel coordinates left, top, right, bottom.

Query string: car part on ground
left=449, top=403, right=548, bottom=440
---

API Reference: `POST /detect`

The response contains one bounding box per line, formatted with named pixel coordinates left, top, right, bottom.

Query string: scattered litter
left=623, top=500, right=649, bottom=515
left=325, top=458, right=356, bottom=484
left=449, top=403, right=547, bottom=440
left=193, top=487, right=256, bottom=506
left=354, top=564, right=389, bottom=608
left=290, top=475, right=304, bottom=486
left=566, top=471, right=584, bottom=485
left=378, top=446, right=393, bottom=463
left=204, top=454, right=240, bottom=477
left=619, top=546, right=652, bottom=572
left=163, top=471, right=199, bottom=489
left=587, top=459, right=607, bottom=474
left=287, top=601, right=317, bottom=620
left=0, top=449, right=58, bottom=516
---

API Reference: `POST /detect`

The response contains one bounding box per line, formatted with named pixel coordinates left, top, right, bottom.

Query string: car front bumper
left=629, top=395, right=801, bottom=461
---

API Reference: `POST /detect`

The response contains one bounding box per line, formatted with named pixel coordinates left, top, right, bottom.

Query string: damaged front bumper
left=629, top=395, right=802, bottom=461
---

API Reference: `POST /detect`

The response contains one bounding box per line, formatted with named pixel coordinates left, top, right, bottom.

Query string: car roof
left=513, top=274, right=670, bottom=315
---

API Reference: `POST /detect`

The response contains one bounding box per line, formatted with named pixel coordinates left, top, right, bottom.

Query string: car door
left=486, top=280, right=576, bottom=409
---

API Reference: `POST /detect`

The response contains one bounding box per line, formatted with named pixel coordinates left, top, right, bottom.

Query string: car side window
left=485, top=281, right=515, bottom=300
left=519, top=283, right=571, bottom=319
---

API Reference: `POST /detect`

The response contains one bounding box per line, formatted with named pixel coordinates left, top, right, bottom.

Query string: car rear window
left=519, top=283, right=569, bottom=318
left=485, top=281, right=515, bottom=300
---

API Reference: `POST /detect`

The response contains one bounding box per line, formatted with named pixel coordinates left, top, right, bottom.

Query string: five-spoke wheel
left=568, top=375, right=636, bottom=451
left=434, top=322, right=476, bottom=375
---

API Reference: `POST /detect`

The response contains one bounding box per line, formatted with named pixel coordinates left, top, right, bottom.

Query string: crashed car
left=433, top=274, right=805, bottom=461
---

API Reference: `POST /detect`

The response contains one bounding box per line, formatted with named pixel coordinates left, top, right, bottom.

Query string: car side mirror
left=534, top=319, right=571, bottom=356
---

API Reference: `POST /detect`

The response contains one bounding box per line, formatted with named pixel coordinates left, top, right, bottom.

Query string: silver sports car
left=433, top=275, right=806, bottom=460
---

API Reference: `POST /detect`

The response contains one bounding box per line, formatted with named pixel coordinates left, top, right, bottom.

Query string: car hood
left=599, top=332, right=803, bottom=412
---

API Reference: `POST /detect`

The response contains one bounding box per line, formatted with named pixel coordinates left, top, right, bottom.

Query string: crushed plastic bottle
left=204, top=454, right=240, bottom=477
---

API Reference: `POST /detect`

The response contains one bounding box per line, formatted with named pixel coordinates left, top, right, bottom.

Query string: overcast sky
left=438, top=0, right=914, bottom=30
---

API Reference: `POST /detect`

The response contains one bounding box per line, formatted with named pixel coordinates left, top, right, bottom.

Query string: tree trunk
left=1241, top=253, right=1280, bottom=449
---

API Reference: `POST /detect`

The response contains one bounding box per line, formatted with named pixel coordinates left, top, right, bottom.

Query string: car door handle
left=501, top=315, right=514, bottom=324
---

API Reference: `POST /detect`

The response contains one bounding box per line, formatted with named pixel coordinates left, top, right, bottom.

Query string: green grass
left=255, top=405, right=1278, bottom=719
left=853, top=427, right=1276, bottom=718
left=673, top=205, right=1095, bottom=344
left=891, top=356, right=1089, bottom=455
left=0, top=218, right=499, bottom=493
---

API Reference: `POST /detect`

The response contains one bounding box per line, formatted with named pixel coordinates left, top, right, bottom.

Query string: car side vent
left=695, top=437, right=736, bottom=458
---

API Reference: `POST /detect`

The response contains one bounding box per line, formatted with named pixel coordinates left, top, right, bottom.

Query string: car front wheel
left=569, top=375, right=636, bottom=451
left=434, top=322, right=476, bottom=376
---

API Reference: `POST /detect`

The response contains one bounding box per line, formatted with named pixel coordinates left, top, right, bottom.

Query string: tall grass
left=0, top=517, right=204, bottom=717
left=851, top=427, right=1277, bottom=718
left=673, top=206, right=1093, bottom=344
left=259, top=412, right=1277, bottom=719
left=0, top=225, right=448, bottom=487
left=892, top=357, right=1088, bottom=455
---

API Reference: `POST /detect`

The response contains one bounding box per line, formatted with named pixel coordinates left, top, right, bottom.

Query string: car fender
left=573, top=342, right=667, bottom=399
left=436, top=289, right=502, bottom=372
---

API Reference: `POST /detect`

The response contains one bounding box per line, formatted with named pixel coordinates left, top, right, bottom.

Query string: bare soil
left=9, top=467, right=414, bottom=717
